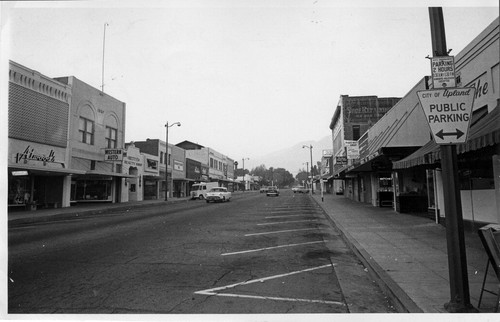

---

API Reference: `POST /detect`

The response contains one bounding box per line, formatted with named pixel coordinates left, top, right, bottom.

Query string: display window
left=71, top=179, right=112, bottom=201
left=8, top=176, right=30, bottom=205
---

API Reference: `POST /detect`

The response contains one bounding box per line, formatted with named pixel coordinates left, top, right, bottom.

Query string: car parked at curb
left=206, top=187, right=231, bottom=203
left=259, top=186, right=268, bottom=193
left=266, top=186, right=279, bottom=197
left=292, top=186, right=309, bottom=193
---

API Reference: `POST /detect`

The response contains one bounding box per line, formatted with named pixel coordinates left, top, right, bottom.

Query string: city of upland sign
left=417, top=87, right=475, bottom=144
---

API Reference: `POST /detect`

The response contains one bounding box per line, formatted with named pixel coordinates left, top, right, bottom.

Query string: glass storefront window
left=8, top=176, right=30, bottom=205
left=72, top=179, right=112, bottom=201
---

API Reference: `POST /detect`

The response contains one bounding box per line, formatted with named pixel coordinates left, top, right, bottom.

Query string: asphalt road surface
left=8, top=190, right=397, bottom=314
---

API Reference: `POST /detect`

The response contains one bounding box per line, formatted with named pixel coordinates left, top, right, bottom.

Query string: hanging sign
left=417, top=88, right=475, bottom=144
left=431, top=56, right=456, bottom=88
left=345, top=140, right=360, bottom=159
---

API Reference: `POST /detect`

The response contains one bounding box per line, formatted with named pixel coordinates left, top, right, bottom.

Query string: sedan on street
left=206, top=187, right=232, bottom=203
left=266, top=186, right=280, bottom=197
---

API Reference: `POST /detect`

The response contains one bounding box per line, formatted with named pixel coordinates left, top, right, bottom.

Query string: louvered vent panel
left=9, top=83, right=68, bottom=147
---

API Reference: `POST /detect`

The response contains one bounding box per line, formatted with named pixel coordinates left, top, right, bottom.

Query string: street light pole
left=242, top=157, right=249, bottom=191
left=165, top=121, right=181, bottom=201
left=303, top=144, right=314, bottom=194
left=303, top=162, right=309, bottom=190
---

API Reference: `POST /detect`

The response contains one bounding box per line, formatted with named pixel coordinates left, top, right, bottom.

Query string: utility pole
left=428, top=7, right=476, bottom=313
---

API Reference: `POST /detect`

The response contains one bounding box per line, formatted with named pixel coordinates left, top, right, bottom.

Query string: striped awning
left=393, top=104, right=500, bottom=169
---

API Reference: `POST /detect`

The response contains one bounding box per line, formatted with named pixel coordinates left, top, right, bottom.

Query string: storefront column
left=61, top=175, right=72, bottom=207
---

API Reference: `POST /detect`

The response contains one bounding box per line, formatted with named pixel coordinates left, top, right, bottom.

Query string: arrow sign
left=417, top=88, right=475, bottom=144
left=436, top=129, right=464, bottom=140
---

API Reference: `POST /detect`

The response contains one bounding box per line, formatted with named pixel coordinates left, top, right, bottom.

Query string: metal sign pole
left=428, top=7, right=476, bottom=313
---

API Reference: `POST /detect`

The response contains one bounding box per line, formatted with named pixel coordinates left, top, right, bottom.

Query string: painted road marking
left=264, top=214, right=310, bottom=218
left=194, top=264, right=343, bottom=306
left=245, top=228, right=317, bottom=236
left=257, top=219, right=318, bottom=226
left=221, top=240, right=325, bottom=256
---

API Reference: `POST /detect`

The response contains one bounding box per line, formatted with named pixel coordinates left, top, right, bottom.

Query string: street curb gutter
left=312, top=197, right=424, bottom=313
left=8, top=199, right=190, bottom=227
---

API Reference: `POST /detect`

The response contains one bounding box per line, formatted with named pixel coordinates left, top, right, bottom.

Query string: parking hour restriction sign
left=431, top=56, right=456, bottom=88
left=417, top=88, right=475, bottom=144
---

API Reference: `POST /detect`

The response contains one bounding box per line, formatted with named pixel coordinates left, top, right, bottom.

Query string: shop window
left=79, top=117, right=94, bottom=145
left=74, top=179, right=112, bottom=201
left=105, top=126, right=117, bottom=148
left=8, top=175, right=30, bottom=205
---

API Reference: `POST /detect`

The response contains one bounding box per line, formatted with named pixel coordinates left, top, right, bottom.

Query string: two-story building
left=8, top=61, right=82, bottom=210
left=54, top=76, right=131, bottom=204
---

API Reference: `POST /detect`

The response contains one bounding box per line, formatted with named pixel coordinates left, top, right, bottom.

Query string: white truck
left=190, top=182, right=219, bottom=200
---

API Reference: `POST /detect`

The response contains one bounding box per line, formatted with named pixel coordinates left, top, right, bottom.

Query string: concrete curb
left=312, top=196, right=424, bottom=313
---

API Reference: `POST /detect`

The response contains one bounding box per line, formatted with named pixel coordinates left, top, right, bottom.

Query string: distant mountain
left=250, top=136, right=332, bottom=175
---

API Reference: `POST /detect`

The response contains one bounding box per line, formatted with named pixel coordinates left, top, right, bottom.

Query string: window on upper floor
left=105, top=126, right=117, bottom=148
left=352, top=125, right=361, bottom=141
left=79, top=117, right=94, bottom=145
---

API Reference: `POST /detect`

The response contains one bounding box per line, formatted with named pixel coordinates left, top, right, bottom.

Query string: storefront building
left=54, top=76, right=131, bottom=204
left=393, top=17, right=499, bottom=226
left=134, top=139, right=187, bottom=199
left=344, top=77, right=431, bottom=209
left=171, top=144, right=187, bottom=198
left=177, top=140, right=234, bottom=191
left=8, top=61, right=83, bottom=210
left=142, top=151, right=160, bottom=200
left=328, top=95, right=402, bottom=197
left=123, top=143, right=144, bottom=202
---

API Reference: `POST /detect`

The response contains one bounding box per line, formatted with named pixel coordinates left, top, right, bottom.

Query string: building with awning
left=327, top=17, right=499, bottom=228
left=393, top=100, right=500, bottom=225
left=339, top=77, right=430, bottom=206
left=391, top=17, right=499, bottom=226
left=328, top=95, right=402, bottom=195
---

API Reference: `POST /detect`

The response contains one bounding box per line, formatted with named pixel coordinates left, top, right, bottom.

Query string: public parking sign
left=417, top=88, right=475, bottom=144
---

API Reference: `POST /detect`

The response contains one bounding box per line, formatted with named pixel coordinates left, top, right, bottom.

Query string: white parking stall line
left=264, top=214, right=308, bottom=219
left=194, top=264, right=343, bottom=306
left=245, top=228, right=317, bottom=236
left=257, top=219, right=318, bottom=226
left=221, top=240, right=325, bottom=256
left=200, top=292, right=344, bottom=306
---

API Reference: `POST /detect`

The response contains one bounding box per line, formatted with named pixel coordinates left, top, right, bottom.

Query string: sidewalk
left=313, top=193, right=499, bottom=313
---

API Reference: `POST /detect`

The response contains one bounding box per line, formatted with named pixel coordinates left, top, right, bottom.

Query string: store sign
left=336, top=156, right=347, bottom=165
left=104, top=149, right=123, bottom=161
left=417, top=88, right=475, bottom=144
left=431, top=56, right=456, bottom=88
left=345, top=140, right=360, bottom=159
left=146, top=158, right=158, bottom=170
left=124, top=155, right=143, bottom=167
left=174, top=160, right=184, bottom=171
left=14, top=145, right=57, bottom=165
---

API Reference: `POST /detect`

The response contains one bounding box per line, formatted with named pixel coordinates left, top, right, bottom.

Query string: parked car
left=206, top=187, right=231, bottom=203
left=259, top=186, right=268, bottom=193
left=266, top=186, right=280, bottom=197
left=292, top=186, right=309, bottom=193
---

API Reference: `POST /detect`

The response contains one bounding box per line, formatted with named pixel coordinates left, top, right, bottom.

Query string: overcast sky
left=2, top=0, right=499, bottom=170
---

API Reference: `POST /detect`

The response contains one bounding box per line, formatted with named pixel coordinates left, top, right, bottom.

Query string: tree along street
left=8, top=191, right=396, bottom=314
